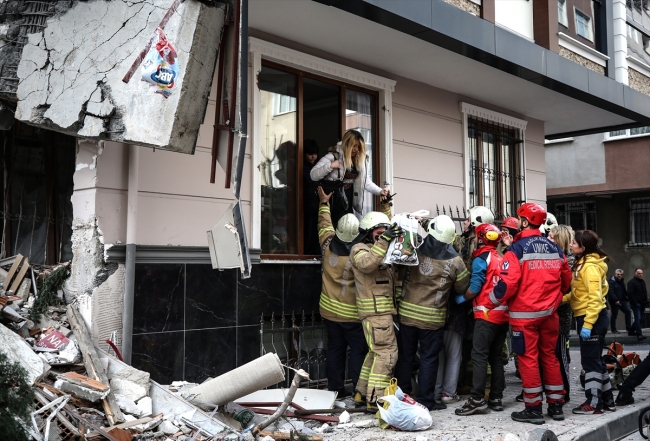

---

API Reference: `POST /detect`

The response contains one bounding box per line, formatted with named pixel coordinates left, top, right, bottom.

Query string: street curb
left=567, top=329, right=650, bottom=348
left=557, top=404, right=644, bottom=441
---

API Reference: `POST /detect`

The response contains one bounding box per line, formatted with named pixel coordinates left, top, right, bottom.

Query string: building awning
left=249, top=0, right=650, bottom=138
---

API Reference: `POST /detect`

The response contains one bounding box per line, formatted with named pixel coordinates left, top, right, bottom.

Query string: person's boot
left=511, top=407, right=545, bottom=424
left=547, top=403, right=564, bottom=421
left=615, top=390, right=635, bottom=406
left=353, top=391, right=367, bottom=407
left=429, top=401, right=447, bottom=411
left=488, top=398, right=503, bottom=411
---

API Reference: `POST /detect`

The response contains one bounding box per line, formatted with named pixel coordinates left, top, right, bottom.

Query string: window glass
left=628, top=24, right=642, bottom=44
left=575, top=9, right=592, bottom=41
left=346, top=89, right=377, bottom=216
left=631, top=198, right=650, bottom=245
left=631, top=126, right=650, bottom=135
left=554, top=202, right=597, bottom=232
left=259, top=66, right=298, bottom=254
left=558, top=0, right=568, bottom=27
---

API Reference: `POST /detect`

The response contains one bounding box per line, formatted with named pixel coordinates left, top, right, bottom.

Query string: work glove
left=381, top=223, right=404, bottom=242
left=454, top=294, right=466, bottom=305
left=580, top=327, right=591, bottom=339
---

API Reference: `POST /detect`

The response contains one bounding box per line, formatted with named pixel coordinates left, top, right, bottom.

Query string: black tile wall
left=131, top=262, right=322, bottom=384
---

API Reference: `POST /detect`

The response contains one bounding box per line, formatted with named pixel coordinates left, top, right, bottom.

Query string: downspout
left=122, top=144, right=139, bottom=365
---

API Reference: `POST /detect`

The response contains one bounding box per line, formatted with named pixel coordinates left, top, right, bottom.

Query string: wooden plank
left=4, top=254, right=23, bottom=289
left=67, top=304, right=125, bottom=425
left=59, top=371, right=110, bottom=392
left=86, top=416, right=155, bottom=438
left=9, top=257, right=29, bottom=293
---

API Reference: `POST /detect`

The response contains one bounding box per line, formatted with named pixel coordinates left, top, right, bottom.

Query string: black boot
left=547, top=403, right=564, bottom=421
left=511, top=407, right=545, bottom=425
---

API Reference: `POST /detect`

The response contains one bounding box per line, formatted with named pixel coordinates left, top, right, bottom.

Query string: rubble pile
left=0, top=254, right=361, bottom=441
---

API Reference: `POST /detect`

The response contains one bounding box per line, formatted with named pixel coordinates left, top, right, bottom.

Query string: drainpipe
left=122, top=144, right=139, bottom=365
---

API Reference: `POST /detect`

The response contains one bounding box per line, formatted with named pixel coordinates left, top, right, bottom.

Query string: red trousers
left=511, top=314, right=566, bottom=409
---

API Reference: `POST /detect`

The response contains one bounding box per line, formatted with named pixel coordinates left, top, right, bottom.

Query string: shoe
left=455, top=398, right=487, bottom=416
left=547, top=403, right=565, bottom=421
left=612, top=330, right=619, bottom=334
left=615, top=393, right=635, bottom=406
left=603, top=402, right=617, bottom=412
left=429, top=401, right=447, bottom=411
left=639, top=335, right=647, bottom=341
left=572, top=403, right=603, bottom=414
left=511, top=408, right=545, bottom=425
left=365, top=401, right=378, bottom=413
left=515, top=392, right=524, bottom=402
left=353, top=391, right=366, bottom=407
left=441, top=393, right=460, bottom=404
left=488, top=398, right=503, bottom=411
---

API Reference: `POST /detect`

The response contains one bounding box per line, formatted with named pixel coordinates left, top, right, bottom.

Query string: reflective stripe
left=584, top=381, right=602, bottom=390
left=523, top=396, right=541, bottom=403
left=544, top=384, right=565, bottom=391
left=523, top=386, right=543, bottom=393
left=519, top=252, right=560, bottom=263
left=319, top=206, right=330, bottom=213
left=370, top=243, right=387, bottom=258
left=399, top=301, right=447, bottom=324
left=319, top=293, right=359, bottom=320
left=603, top=382, right=612, bottom=392
left=358, top=297, right=394, bottom=314
left=473, top=305, right=508, bottom=312
left=547, top=394, right=564, bottom=400
left=354, top=250, right=369, bottom=262
left=457, top=269, right=470, bottom=281
left=489, top=290, right=501, bottom=306
left=318, top=226, right=335, bottom=238
left=509, top=306, right=554, bottom=319
left=363, top=321, right=373, bottom=351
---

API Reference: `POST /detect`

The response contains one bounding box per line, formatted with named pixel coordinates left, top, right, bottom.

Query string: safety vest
left=472, top=248, right=508, bottom=324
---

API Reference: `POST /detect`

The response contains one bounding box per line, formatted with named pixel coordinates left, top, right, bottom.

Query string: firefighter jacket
left=562, top=253, right=608, bottom=330
left=317, top=204, right=360, bottom=323
left=351, top=237, right=395, bottom=321
left=395, top=236, right=469, bottom=330
left=454, top=231, right=476, bottom=270
left=488, top=229, right=572, bottom=326
left=470, top=246, right=508, bottom=324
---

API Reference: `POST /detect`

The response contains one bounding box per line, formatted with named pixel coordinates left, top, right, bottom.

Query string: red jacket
left=472, top=247, right=508, bottom=324
left=488, top=229, right=572, bottom=326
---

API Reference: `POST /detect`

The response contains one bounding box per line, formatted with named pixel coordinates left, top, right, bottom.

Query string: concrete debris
left=0, top=319, right=50, bottom=384
left=111, top=377, right=147, bottom=402
left=54, top=372, right=110, bottom=402
left=109, top=364, right=151, bottom=392
left=158, top=419, right=179, bottom=435
left=136, top=396, right=153, bottom=417
left=115, top=395, right=142, bottom=416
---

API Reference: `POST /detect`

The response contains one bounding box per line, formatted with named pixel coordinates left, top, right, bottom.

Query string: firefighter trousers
left=511, top=313, right=566, bottom=411
left=356, top=314, right=398, bottom=403
left=576, top=310, right=614, bottom=409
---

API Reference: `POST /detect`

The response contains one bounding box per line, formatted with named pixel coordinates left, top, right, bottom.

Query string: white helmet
left=468, top=206, right=494, bottom=228
left=336, top=214, right=360, bottom=243
left=540, top=212, right=558, bottom=235
left=428, top=215, right=456, bottom=244
left=359, top=211, right=391, bottom=232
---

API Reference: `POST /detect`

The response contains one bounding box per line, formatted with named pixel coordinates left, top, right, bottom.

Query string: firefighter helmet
left=517, top=202, right=547, bottom=227
left=501, top=216, right=519, bottom=231
left=336, top=213, right=360, bottom=243
left=428, top=215, right=457, bottom=244
left=359, top=211, right=391, bottom=232
left=468, top=206, right=494, bottom=228
left=475, top=223, right=502, bottom=247
left=539, top=212, right=558, bottom=235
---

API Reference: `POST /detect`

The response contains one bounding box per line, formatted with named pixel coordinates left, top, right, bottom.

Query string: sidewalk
left=323, top=348, right=650, bottom=441
left=567, top=327, right=650, bottom=348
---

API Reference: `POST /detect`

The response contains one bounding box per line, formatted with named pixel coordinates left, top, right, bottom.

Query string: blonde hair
left=341, top=130, right=366, bottom=171
left=551, top=224, right=573, bottom=254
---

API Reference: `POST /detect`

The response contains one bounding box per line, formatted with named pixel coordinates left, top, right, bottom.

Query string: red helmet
left=517, top=203, right=547, bottom=227
left=501, top=217, right=519, bottom=230
left=475, top=223, right=501, bottom=247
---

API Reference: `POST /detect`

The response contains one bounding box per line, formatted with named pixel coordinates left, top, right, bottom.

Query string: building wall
left=545, top=134, right=606, bottom=190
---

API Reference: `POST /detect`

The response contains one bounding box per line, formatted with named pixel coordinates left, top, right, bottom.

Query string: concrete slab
left=111, top=378, right=147, bottom=402
left=0, top=323, right=50, bottom=384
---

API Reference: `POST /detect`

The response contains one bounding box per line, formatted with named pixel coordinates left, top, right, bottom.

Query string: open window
left=257, top=61, right=379, bottom=258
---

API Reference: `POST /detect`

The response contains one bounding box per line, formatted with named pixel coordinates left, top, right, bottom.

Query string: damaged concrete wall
left=12, top=0, right=226, bottom=154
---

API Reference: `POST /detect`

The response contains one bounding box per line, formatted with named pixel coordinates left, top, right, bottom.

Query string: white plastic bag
left=383, top=210, right=429, bottom=266
left=141, top=28, right=180, bottom=98
left=377, top=391, right=433, bottom=431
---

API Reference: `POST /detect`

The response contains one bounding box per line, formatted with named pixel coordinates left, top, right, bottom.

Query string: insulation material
left=183, top=353, right=285, bottom=405
left=92, top=265, right=125, bottom=347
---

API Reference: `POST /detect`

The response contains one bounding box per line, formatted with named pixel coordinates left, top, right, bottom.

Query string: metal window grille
left=468, top=117, right=525, bottom=221
left=630, top=198, right=650, bottom=246
left=554, top=201, right=597, bottom=232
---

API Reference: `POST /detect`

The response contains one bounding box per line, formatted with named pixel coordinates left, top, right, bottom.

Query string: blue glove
left=580, top=327, right=591, bottom=339
left=454, top=294, right=466, bottom=305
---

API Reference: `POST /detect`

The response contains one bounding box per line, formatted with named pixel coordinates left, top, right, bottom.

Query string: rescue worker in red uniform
left=455, top=223, right=509, bottom=416
left=487, top=203, right=572, bottom=424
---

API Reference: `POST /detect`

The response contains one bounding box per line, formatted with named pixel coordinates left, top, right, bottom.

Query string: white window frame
left=605, top=126, right=650, bottom=140
left=558, top=0, right=569, bottom=27
left=249, top=38, right=396, bottom=250
left=574, top=8, right=594, bottom=42
left=630, top=197, right=650, bottom=246
left=459, top=102, right=528, bottom=210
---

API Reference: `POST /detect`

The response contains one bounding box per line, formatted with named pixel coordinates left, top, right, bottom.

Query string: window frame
left=250, top=39, right=396, bottom=261
left=460, top=102, right=527, bottom=219
left=605, top=127, right=650, bottom=140
left=554, top=201, right=597, bottom=232
left=558, top=0, right=569, bottom=27
left=630, top=197, right=650, bottom=246
left=574, top=7, right=594, bottom=42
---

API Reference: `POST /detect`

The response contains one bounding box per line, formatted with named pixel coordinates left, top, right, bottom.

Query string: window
left=467, top=118, right=526, bottom=219
left=608, top=127, right=650, bottom=139
left=628, top=24, right=642, bottom=45
left=258, top=62, right=378, bottom=257
left=554, top=202, right=597, bottom=231
left=558, top=0, right=568, bottom=27
left=575, top=9, right=593, bottom=41
left=630, top=198, right=650, bottom=245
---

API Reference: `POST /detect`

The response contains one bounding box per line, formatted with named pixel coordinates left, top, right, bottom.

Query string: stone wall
left=629, top=67, right=650, bottom=96
left=559, top=47, right=605, bottom=75
left=442, top=0, right=481, bottom=16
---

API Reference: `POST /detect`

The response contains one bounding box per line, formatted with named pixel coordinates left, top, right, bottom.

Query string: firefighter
left=455, top=223, right=509, bottom=416
left=539, top=212, right=558, bottom=237
left=351, top=211, right=402, bottom=410
left=393, top=215, right=470, bottom=410
left=454, top=206, right=495, bottom=268
left=487, top=203, right=572, bottom=424
left=497, top=216, right=519, bottom=256
left=316, top=187, right=367, bottom=398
